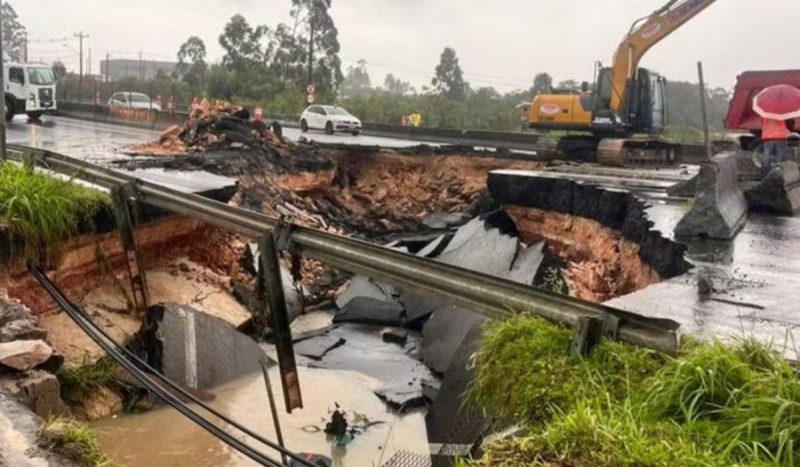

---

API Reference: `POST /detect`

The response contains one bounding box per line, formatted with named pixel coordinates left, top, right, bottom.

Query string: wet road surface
left=6, top=115, right=438, bottom=164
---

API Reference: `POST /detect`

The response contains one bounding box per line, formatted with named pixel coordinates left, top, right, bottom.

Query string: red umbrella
left=753, top=84, right=800, bottom=120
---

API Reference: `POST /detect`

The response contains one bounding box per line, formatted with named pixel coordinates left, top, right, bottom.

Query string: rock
left=333, top=297, right=405, bottom=326
left=0, top=340, right=53, bottom=372
left=74, top=386, right=122, bottom=421
left=0, top=319, right=47, bottom=343
left=335, top=275, right=396, bottom=309
left=0, top=302, right=30, bottom=327
left=0, top=370, right=69, bottom=417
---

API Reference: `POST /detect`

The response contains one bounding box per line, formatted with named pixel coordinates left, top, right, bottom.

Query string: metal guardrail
left=7, top=144, right=680, bottom=353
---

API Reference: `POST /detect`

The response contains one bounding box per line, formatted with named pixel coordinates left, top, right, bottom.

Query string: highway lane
left=6, top=114, right=437, bottom=164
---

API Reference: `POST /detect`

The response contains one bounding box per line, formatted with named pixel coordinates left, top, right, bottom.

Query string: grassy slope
left=466, top=315, right=800, bottom=466
left=0, top=163, right=108, bottom=262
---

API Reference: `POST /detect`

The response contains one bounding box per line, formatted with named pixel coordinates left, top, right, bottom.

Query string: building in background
left=100, top=59, right=177, bottom=81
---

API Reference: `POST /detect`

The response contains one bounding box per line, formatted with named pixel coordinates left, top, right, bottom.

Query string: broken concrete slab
left=294, top=334, right=346, bottom=360
left=421, top=306, right=485, bottom=374
left=375, top=385, right=426, bottom=411
left=305, top=323, right=435, bottom=391
left=675, top=152, right=748, bottom=240
left=421, top=212, right=469, bottom=230
left=141, top=304, right=267, bottom=390
left=0, top=320, right=47, bottom=343
left=509, top=241, right=545, bottom=285
left=333, top=297, right=405, bottom=327
left=335, top=275, right=396, bottom=309
left=744, top=162, right=800, bottom=215
left=0, top=340, right=53, bottom=372
left=427, top=322, right=491, bottom=466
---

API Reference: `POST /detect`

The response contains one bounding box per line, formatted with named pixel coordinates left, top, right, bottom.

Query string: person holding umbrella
left=753, top=84, right=800, bottom=176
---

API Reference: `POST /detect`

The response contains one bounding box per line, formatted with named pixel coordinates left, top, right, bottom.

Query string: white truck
left=4, top=61, right=57, bottom=121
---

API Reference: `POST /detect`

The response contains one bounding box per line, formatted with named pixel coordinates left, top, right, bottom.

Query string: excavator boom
left=608, top=0, right=717, bottom=113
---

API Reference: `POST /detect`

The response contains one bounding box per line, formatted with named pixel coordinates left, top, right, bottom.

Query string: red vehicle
left=725, top=70, right=800, bottom=149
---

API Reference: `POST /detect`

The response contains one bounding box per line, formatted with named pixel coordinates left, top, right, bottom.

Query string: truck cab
left=4, top=62, right=58, bottom=121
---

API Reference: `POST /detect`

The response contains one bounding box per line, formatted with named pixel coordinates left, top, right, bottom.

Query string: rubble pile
left=128, top=99, right=297, bottom=160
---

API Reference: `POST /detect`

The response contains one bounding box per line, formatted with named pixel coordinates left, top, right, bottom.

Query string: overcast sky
left=16, top=0, right=800, bottom=93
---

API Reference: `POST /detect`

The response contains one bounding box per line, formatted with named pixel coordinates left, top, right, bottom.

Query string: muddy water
left=89, top=308, right=431, bottom=466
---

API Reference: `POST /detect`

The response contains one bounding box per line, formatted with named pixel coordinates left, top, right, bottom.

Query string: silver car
left=108, top=92, right=162, bottom=111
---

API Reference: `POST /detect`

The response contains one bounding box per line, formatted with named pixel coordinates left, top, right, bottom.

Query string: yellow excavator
left=528, top=0, right=717, bottom=165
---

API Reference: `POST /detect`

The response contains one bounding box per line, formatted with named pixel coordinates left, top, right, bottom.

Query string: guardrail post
left=258, top=229, right=303, bottom=413
left=570, top=316, right=604, bottom=356
left=110, top=183, right=150, bottom=313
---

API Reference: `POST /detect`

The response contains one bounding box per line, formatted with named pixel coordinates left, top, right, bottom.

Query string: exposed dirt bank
left=0, top=216, right=246, bottom=316
left=506, top=207, right=661, bottom=302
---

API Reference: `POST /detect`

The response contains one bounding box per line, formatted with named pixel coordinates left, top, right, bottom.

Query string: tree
left=384, top=73, right=413, bottom=95
left=51, top=61, right=67, bottom=80
left=291, top=0, right=344, bottom=98
left=531, top=73, right=553, bottom=95
left=176, top=36, right=208, bottom=87
left=432, top=47, right=468, bottom=101
left=219, top=15, right=269, bottom=73
left=2, top=3, right=26, bottom=62
left=341, top=59, right=371, bottom=96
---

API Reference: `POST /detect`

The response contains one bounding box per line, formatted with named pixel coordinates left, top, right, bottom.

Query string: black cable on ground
left=29, top=265, right=313, bottom=467
left=32, top=267, right=316, bottom=467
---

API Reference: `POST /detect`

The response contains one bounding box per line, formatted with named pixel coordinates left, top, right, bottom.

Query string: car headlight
left=29, top=93, right=36, bottom=103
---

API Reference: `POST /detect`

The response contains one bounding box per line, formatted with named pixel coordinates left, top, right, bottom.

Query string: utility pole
left=74, top=31, right=89, bottom=102
left=139, top=50, right=143, bottom=81
left=22, top=32, right=27, bottom=62
left=105, top=52, right=110, bottom=83
left=87, top=48, right=92, bottom=76
left=0, top=0, right=6, bottom=161
left=307, top=22, right=314, bottom=87
left=697, top=61, right=712, bottom=159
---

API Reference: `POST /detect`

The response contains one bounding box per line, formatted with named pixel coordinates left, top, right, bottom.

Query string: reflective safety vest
left=762, top=119, right=790, bottom=141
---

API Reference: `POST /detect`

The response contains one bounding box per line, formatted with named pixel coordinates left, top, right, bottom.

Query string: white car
left=300, top=105, right=362, bottom=135
left=108, top=92, right=162, bottom=111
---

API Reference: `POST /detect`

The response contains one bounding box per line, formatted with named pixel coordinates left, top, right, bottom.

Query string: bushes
left=40, top=417, right=118, bottom=466
left=468, top=315, right=800, bottom=466
left=0, top=163, right=108, bottom=262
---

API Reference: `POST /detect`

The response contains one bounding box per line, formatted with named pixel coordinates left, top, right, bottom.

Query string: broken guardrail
left=7, top=144, right=680, bottom=355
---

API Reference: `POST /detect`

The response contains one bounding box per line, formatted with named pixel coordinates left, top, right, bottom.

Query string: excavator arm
left=608, top=0, right=717, bottom=113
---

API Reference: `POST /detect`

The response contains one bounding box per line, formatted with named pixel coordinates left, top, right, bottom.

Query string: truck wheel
left=325, top=121, right=334, bottom=135
left=27, top=111, right=44, bottom=121
left=4, top=98, right=14, bottom=122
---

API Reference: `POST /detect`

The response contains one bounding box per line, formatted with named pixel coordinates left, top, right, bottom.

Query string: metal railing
left=7, top=144, right=680, bottom=354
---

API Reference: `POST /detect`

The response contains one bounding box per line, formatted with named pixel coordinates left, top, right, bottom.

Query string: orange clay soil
left=236, top=150, right=543, bottom=233
left=504, top=206, right=661, bottom=303
left=0, top=217, right=248, bottom=315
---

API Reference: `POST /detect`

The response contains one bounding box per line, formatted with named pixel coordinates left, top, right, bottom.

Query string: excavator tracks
left=596, top=138, right=677, bottom=167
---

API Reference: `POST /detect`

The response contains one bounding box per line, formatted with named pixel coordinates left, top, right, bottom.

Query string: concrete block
left=745, top=162, right=800, bottom=215
left=675, top=152, right=747, bottom=240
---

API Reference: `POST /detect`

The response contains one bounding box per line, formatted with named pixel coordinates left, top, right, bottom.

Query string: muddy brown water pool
left=91, top=313, right=430, bottom=467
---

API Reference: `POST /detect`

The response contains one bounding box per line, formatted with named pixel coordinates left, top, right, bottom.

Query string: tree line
left=16, top=0, right=730, bottom=136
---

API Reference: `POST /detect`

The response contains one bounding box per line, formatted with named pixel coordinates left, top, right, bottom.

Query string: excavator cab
left=591, top=66, right=667, bottom=136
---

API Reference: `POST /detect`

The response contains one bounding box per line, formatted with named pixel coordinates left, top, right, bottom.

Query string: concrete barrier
left=744, top=161, right=800, bottom=215
left=57, top=101, right=188, bottom=131
left=675, top=152, right=747, bottom=240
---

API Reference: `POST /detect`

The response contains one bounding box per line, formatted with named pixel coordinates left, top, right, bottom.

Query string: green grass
left=39, top=417, right=118, bottom=466
left=465, top=315, right=800, bottom=466
left=0, top=162, right=108, bottom=262
left=57, top=356, right=119, bottom=406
